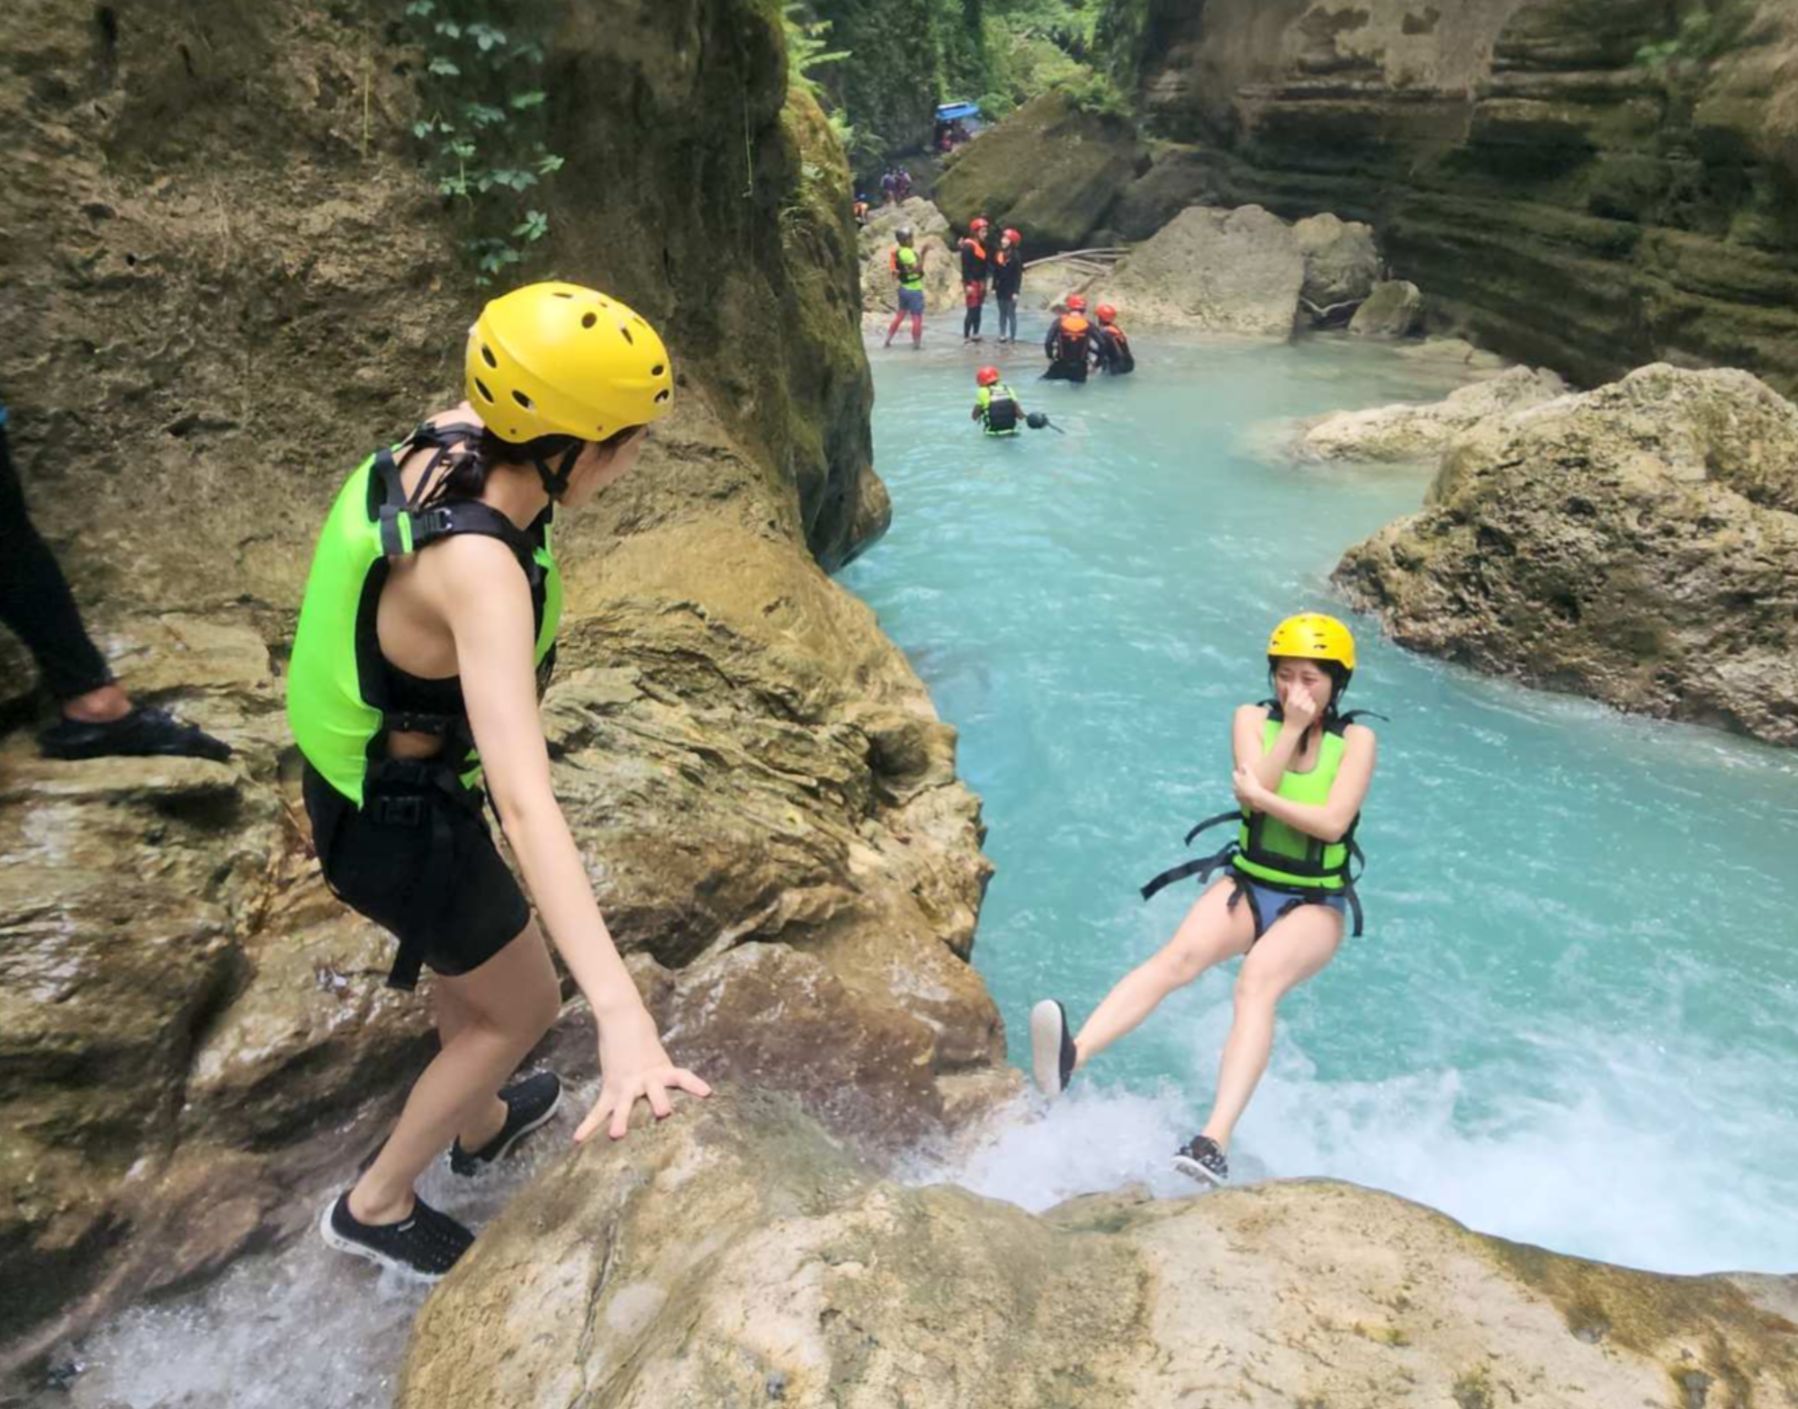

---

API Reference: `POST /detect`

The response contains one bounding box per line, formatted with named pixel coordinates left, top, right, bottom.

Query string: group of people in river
left=4, top=276, right=1375, bottom=1285
left=883, top=217, right=1138, bottom=398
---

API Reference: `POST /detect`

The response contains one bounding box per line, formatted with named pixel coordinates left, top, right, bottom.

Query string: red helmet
left=970, top=216, right=990, bottom=232
left=1002, top=227, right=1021, bottom=244
left=976, top=365, right=1001, bottom=387
left=1065, top=293, right=1088, bottom=312
left=1095, top=303, right=1118, bottom=324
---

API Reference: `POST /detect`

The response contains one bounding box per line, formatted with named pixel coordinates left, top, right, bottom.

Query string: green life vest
left=1139, top=709, right=1369, bottom=935
left=892, top=244, right=924, bottom=289
left=976, top=382, right=1021, bottom=436
left=1230, top=718, right=1352, bottom=891
left=287, top=424, right=563, bottom=807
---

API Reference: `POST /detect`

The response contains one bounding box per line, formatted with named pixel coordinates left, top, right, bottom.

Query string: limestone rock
left=1122, top=0, right=1798, bottom=395
left=400, top=1093, right=1798, bottom=1409
left=934, top=92, right=1147, bottom=253
left=1298, top=366, right=1569, bottom=464
left=1109, top=145, right=1223, bottom=241
left=1336, top=365, right=1798, bottom=745
left=1101, top=205, right=1304, bottom=335
left=1349, top=279, right=1425, bottom=338
left=858, top=195, right=950, bottom=249
left=1293, top=212, right=1381, bottom=323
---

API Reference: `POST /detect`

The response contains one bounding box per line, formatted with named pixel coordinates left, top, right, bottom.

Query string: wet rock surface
left=1337, top=365, right=1798, bottom=745
left=1297, top=364, right=1568, bottom=463
left=400, top=1092, right=1798, bottom=1409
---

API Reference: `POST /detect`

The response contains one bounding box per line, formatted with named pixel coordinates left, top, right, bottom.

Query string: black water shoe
left=39, top=706, right=232, bottom=763
left=1029, top=999, right=1077, bottom=1097
left=319, top=1192, right=473, bottom=1281
left=1172, top=1134, right=1229, bottom=1187
left=448, top=1070, right=563, bottom=1176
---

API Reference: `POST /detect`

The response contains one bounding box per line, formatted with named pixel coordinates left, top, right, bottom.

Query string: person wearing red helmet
left=1043, top=292, right=1102, bottom=383
left=1093, top=302, right=1135, bottom=375
left=992, top=227, right=1024, bottom=344
left=970, top=364, right=1025, bottom=437
left=958, top=218, right=993, bottom=343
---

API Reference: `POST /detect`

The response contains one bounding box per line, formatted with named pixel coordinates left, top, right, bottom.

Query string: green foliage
left=403, top=0, right=559, bottom=281
left=1633, top=0, right=1755, bottom=71
left=783, top=2, right=852, bottom=97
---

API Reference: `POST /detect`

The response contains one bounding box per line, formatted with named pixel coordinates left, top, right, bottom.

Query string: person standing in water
left=1042, top=294, right=1101, bottom=383
left=1029, top=614, right=1376, bottom=1186
left=287, top=282, right=711, bottom=1280
left=969, top=365, right=1024, bottom=436
left=959, top=217, right=992, bottom=343
left=884, top=226, right=926, bottom=349
left=991, top=228, right=1023, bottom=344
left=1093, top=303, right=1135, bottom=375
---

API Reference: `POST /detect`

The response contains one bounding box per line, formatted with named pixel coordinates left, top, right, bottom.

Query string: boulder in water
left=399, top=1092, right=1798, bottom=1408
left=933, top=92, right=1147, bottom=253
left=1101, top=204, right=1305, bottom=336
left=1336, top=365, right=1798, bottom=746
left=1349, top=279, right=1426, bottom=338
left=1297, top=366, right=1569, bottom=463
left=1293, top=212, right=1381, bottom=324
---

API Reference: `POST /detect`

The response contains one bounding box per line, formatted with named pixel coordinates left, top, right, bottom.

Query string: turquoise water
left=847, top=322, right=1798, bottom=1275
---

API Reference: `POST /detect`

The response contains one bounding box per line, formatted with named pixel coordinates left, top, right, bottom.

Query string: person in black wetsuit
left=959, top=217, right=992, bottom=343
left=1094, top=303, right=1136, bottom=375
left=0, top=400, right=231, bottom=762
left=1042, top=294, right=1102, bottom=383
left=992, top=227, right=1024, bottom=344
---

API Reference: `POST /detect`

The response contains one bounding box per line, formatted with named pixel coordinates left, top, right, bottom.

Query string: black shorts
left=302, top=762, right=530, bottom=989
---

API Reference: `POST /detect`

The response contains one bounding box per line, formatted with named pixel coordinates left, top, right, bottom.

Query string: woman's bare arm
left=427, top=535, right=708, bottom=1137
left=1234, top=724, right=1376, bottom=844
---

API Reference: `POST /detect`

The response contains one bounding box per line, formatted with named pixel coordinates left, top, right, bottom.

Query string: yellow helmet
left=1267, top=613, right=1356, bottom=671
left=466, top=281, right=674, bottom=445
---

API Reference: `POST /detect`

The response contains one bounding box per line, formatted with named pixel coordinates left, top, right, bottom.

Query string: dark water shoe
left=449, top=1070, right=563, bottom=1176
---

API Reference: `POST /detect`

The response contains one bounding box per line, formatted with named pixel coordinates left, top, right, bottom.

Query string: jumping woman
left=1029, top=613, right=1376, bottom=1185
left=287, top=282, right=711, bottom=1279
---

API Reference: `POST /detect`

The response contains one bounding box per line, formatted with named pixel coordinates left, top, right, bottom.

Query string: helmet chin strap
left=531, top=442, right=586, bottom=500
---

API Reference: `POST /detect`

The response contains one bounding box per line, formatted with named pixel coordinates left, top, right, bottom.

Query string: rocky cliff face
left=0, top=0, right=1004, bottom=1373
left=400, top=1093, right=1798, bottom=1408
left=1107, top=0, right=1798, bottom=395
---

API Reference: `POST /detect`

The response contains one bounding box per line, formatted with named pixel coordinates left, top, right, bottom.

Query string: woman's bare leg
left=430, top=981, right=509, bottom=1154
left=1200, top=903, right=1342, bottom=1150
left=349, top=921, right=561, bottom=1224
left=1072, top=881, right=1256, bottom=1069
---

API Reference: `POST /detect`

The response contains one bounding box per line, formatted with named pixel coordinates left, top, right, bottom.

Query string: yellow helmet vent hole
left=512, top=390, right=533, bottom=410
left=474, top=378, right=494, bottom=402
left=618, top=324, right=634, bottom=344
left=581, top=312, right=598, bottom=329
left=654, top=389, right=670, bottom=403
left=481, top=344, right=498, bottom=369
left=650, top=363, right=665, bottom=376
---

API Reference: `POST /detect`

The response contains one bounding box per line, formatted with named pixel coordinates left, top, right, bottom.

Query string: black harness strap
left=364, top=757, right=489, bottom=990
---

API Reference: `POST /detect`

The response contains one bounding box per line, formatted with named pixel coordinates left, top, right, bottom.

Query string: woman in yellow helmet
left=1029, top=613, right=1377, bottom=1186
left=287, top=282, right=709, bottom=1280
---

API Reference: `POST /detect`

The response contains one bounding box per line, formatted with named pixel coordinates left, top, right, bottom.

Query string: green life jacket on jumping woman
left=1140, top=704, right=1378, bottom=936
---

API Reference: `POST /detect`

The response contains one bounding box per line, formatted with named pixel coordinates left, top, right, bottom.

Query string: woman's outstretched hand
left=574, top=1004, right=712, bottom=1143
